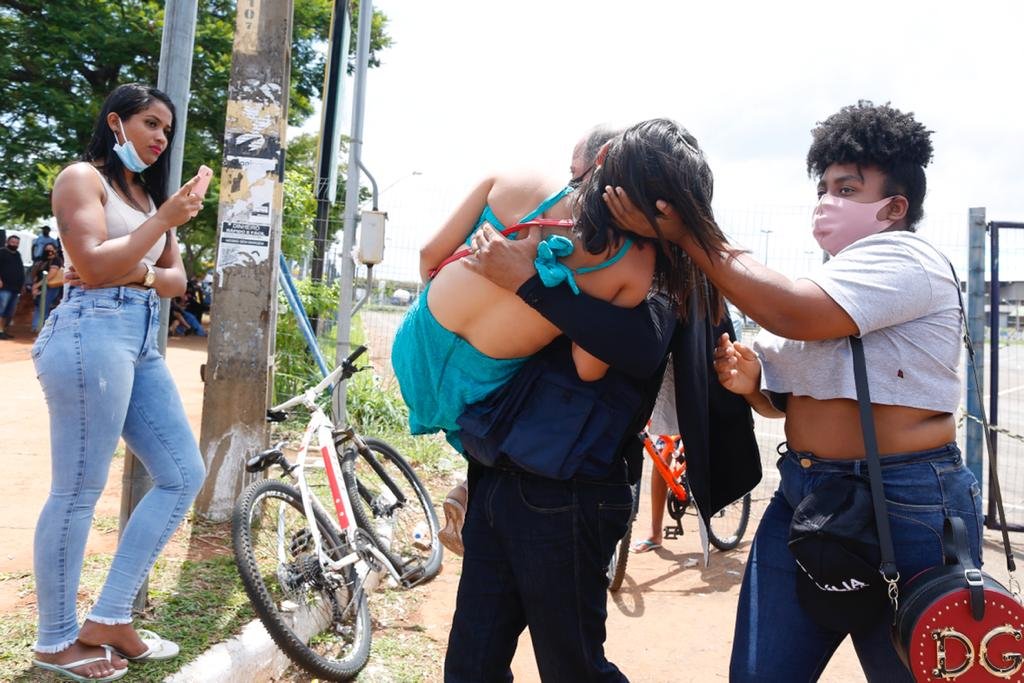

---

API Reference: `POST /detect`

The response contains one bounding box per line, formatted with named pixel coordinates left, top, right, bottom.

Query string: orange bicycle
left=607, top=425, right=751, bottom=591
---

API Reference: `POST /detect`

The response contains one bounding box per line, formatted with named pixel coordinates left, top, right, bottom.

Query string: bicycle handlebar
left=269, top=345, right=369, bottom=414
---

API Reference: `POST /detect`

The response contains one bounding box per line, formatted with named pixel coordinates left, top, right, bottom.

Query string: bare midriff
left=783, top=395, right=955, bottom=459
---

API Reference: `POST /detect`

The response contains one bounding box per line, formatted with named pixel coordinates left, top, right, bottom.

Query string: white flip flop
left=33, top=644, right=128, bottom=682
left=112, top=628, right=180, bottom=662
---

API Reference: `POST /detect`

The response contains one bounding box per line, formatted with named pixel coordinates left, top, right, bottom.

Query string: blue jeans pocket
left=31, top=310, right=60, bottom=360
left=517, top=476, right=574, bottom=514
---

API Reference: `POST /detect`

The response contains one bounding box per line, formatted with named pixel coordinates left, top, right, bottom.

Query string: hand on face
left=713, top=332, right=761, bottom=396
left=602, top=186, right=686, bottom=243
left=461, top=222, right=540, bottom=292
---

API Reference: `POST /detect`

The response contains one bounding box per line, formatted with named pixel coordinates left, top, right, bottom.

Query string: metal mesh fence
left=276, top=203, right=1023, bottom=528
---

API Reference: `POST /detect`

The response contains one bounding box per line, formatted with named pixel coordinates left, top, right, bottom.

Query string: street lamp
left=380, top=170, right=423, bottom=195
left=760, top=229, right=773, bottom=267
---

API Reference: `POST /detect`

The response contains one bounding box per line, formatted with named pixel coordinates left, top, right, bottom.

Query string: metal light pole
left=120, top=0, right=198, bottom=613
left=333, top=0, right=374, bottom=422
left=379, top=170, right=422, bottom=196
left=760, top=229, right=773, bottom=267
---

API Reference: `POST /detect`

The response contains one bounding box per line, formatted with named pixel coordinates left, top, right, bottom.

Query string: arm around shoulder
left=419, top=176, right=495, bottom=281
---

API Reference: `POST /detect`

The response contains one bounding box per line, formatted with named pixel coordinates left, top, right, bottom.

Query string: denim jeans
left=445, top=462, right=633, bottom=682
left=730, top=443, right=982, bottom=682
left=0, top=288, right=19, bottom=324
left=31, top=286, right=206, bottom=652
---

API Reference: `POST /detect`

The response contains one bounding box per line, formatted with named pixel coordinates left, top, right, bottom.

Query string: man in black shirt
left=0, top=234, right=26, bottom=339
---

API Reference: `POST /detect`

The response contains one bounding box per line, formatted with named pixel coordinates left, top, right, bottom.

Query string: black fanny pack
left=456, top=338, right=648, bottom=480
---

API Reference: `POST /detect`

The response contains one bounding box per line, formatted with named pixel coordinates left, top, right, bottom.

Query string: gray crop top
left=753, top=232, right=962, bottom=413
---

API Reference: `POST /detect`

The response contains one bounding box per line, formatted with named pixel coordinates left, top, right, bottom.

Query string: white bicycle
left=231, top=346, right=442, bottom=681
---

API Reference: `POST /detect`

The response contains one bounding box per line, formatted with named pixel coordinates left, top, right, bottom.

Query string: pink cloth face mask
left=812, top=194, right=896, bottom=256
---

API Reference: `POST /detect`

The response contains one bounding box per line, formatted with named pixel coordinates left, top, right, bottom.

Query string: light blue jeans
left=730, top=443, right=982, bottom=682
left=32, top=286, right=206, bottom=652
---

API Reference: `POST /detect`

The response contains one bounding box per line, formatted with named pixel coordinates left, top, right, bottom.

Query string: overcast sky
left=319, top=0, right=1024, bottom=282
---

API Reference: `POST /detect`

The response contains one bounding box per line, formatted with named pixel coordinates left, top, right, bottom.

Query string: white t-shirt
left=753, top=232, right=962, bottom=413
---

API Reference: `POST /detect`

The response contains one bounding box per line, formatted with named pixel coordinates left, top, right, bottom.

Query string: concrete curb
left=163, top=618, right=292, bottom=683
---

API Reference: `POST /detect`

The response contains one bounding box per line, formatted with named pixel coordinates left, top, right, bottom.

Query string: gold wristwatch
left=142, top=263, right=156, bottom=288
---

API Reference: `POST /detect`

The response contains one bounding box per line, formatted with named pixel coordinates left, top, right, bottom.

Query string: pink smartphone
left=191, top=165, right=213, bottom=197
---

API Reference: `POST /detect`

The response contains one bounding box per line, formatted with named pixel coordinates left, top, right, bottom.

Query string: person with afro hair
left=603, top=100, right=980, bottom=681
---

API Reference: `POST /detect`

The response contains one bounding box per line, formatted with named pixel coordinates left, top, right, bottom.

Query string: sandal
left=438, top=480, right=468, bottom=557
left=110, top=629, right=180, bottom=662
left=630, top=539, right=662, bottom=554
left=33, top=644, right=127, bottom=682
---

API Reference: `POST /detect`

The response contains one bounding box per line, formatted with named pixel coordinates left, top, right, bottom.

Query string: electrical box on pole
left=357, top=210, right=386, bottom=265
left=195, top=0, right=293, bottom=521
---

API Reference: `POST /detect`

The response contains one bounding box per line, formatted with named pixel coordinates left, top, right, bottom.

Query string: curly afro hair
left=806, top=100, right=934, bottom=229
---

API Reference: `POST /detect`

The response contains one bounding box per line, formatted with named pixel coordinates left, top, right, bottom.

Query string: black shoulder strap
left=848, top=336, right=900, bottom=592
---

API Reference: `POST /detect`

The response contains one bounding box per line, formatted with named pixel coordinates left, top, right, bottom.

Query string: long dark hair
left=83, top=83, right=176, bottom=209
left=575, top=118, right=726, bottom=320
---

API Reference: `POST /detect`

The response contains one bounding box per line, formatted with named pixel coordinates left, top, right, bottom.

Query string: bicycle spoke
left=234, top=480, right=371, bottom=679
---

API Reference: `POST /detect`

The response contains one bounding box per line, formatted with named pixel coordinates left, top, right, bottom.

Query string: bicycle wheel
left=341, top=437, right=443, bottom=585
left=607, top=481, right=641, bottom=592
left=707, top=492, right=751, bottom=551
left=233, top=478, right=371, bottom=681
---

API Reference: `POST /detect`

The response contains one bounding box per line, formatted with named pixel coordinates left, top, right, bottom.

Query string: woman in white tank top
left=31, top=83, right=207, bottom=682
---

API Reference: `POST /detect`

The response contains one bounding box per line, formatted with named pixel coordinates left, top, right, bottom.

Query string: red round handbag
left=893, top=518, right=1024, bottom=682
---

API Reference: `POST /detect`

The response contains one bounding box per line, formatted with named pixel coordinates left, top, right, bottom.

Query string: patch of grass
left=92, top=514, right=120, bottom=535
left=0, top=518, right=253, bottom=682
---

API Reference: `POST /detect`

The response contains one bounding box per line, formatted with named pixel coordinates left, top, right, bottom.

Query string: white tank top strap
left=81, top=163, right=165, bottom=267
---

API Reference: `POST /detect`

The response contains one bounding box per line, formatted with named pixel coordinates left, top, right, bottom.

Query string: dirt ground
left=0, top=311, right=867, bottom=682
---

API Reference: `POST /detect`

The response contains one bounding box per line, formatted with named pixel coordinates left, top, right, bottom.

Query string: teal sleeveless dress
left=391, top=186, right=633, bottom=453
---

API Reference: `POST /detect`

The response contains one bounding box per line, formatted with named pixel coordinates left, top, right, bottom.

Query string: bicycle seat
left=246, top=448, right=285, bottom=473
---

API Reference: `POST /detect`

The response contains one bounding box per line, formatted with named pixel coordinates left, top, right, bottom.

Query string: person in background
left=32, top=83, right=206, bottom=682
left=30, top=244, right=64, bottom=332
left=605, top=100, right=979, bottom=681
left=170, top=294, right=206, bottom=337
left=32, top=225, right=60, bottom=262
left=631, top=302, right=744, bottom=554
left=184, top=277, right=209, bottom=323
left=0, top=234, right=26, bottom=339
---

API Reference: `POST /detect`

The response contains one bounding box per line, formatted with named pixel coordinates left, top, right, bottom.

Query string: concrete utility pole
left=119, top=0, right=198, bottom=613
left=332, top=0, right=373, bottom=421
left=195, top=0, right=293, bottom=520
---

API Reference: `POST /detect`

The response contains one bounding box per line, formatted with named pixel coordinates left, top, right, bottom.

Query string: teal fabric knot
left=535, top=235, right=579, bottom=295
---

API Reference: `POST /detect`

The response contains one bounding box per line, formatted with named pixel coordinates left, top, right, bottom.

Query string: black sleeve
left=516, top=275, right=674, bottom=379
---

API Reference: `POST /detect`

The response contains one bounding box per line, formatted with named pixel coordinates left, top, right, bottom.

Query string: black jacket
left=490, top=275, right=762, bottom=524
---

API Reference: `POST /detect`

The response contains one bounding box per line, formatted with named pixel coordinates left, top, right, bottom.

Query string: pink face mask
left=812, top=194, right=896, bottom=256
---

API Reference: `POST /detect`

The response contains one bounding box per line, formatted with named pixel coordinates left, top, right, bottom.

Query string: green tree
left=0, top=0, right=391, bottom=271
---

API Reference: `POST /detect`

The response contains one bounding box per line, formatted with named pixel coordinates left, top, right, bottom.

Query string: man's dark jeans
left=444, top=462, right=633, bottom=682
